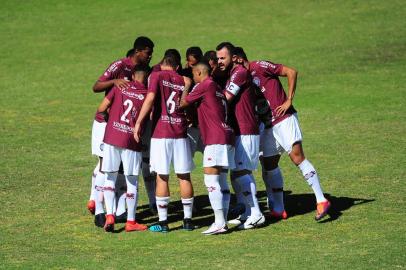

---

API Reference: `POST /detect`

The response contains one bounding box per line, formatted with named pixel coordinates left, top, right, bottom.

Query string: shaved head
left=192, top=62, right=211, bottom=84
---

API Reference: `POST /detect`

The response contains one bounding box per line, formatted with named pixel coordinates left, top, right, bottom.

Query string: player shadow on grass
left=135, top=191, right=375, bottom=231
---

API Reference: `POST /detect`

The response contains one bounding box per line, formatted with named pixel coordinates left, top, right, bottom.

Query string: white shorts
left=203, top=144, right=236, bottom=169
left=233, top=135, right=260, bottom=171
left=102, top=143, right=142, bottom=176
left=150, top=138, right=195, bottom=175
left=91, top=120, right=106, bottom=157
left=260, top=113, right=303, bottom=157
left=187, top=126, right=204, bottom=157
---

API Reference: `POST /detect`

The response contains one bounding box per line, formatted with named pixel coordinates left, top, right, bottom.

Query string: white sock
left=125, top=175, right=139, bottom=222
left=89, top=163, right=99, bottom=201
left=142, top=162, right=156, bottom=206
left=219, top=172, right=230, bottom=220
left=204, top=174, right=225, bottom=226
left=115, top=174, right=127, bottom=216
left=298, top=159, right=326, bottom=203
left=264, top=168, right=285, bottom=212
left=235, top=174, right=261, bottom=217
left=94, top=171, right=105, bottom=215
left=181, top=197, right=194, bottom=219
left=156, top=196, right=170, bottom=222
left=104, top=172, right=118, bottom=215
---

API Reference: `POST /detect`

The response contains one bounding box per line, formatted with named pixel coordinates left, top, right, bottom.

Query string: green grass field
left=1, top=0, right=405, bottom=269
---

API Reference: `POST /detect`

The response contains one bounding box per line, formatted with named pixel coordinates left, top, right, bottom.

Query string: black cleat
left=183, top=218, right=197, bottom=231
left=115, top=211, right=127, bottom=223
left=94, top=213, right=106, bottom=228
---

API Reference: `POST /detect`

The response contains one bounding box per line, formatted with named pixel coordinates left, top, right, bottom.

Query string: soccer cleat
left=115, top=211, right=127, bottom=223
left=94, top=213, right=106, bottom=228
left=149, top=221, right=169, bottom=233
left=268, top=210, right=288, bottom=220
left=125, top=220, right=148, bottom=232
left=202, top=223, right=228, bottom=235
left=104, top=214, right=115, bottom=232
left=238, top=214, right=265, bottom=230
left=229, top=203, right=246, bottom=217
left=87, top=200, right=95, bottom=215
left=227, top=215, right=247, bottom=225
left=183, top=218, right=196, bottom=231
left=315, top=200, right=331, bottom=221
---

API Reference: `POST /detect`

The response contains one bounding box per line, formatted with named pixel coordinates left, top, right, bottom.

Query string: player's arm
left=97, top=97, right=112, bottom=113
left=92, top=79, right=130, bottom=93
left=179, top=76, right=192, bottom=109
left=134, top=92, right=156, bottom=143
left=275, top=65, right=298, bottom=117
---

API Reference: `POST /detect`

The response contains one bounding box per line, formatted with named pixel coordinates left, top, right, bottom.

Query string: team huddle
left=86, top=36, right=331, bottom=235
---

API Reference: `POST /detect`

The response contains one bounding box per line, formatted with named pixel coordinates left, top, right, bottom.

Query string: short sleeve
left=98, top=60, right=121, bottom=82
left=225, top=67, right=248, bottom=96
left=148, top=72, right=160, bottom=94
left=264, top=61, right=283, bottom=76
left=185, top=83, right=205, bottom=104
left=105, top=86, right=117, bottom=101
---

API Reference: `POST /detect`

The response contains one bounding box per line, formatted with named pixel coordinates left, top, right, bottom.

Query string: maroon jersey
left=225, top=65, right=259, bottom=136
left=148, top=70, right=188, bottom=139
left=249, top=61, right=296, bottom=125
left=103, top=81, right=146, bottom=151
left=94, top=57, right=135, bottom=123
left=185, top=77, right=235, bottom=146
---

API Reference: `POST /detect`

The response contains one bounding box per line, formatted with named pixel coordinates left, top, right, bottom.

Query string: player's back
left=104, top=81, right=147, bottom=151
left=148, top=70, right=187, bottom=139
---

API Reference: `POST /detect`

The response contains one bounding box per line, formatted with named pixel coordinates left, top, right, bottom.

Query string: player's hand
left=134, top=123, right=141, bottom=143
left=113, top=79, right=130, bottom=89
left=275, top=99, right=292, bottom=117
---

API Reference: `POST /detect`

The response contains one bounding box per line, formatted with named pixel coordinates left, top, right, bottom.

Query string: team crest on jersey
left=253, top=77, right=260, bottom=87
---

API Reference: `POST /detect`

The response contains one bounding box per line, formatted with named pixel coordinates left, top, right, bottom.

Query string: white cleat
left=227, top=215, right=247, bottom=225
left=202, top=223, right=228, bottom=235
left=238, top=214, right=265, bottom=230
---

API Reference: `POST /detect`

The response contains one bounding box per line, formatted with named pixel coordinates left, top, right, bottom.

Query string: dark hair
left=216, top=42, right=235, bottom=53
left=162, top=54, right=180, bottom=69
left=203, top=50, right=217, bottom=62
left=186, top=46, right=203, bottom=61
left=232, top=47, right=248, bottom=60
left=126, top=48, right=135, bottom=57
left=194, top=61, right=211, bottom=74
left=133, top=64, right=150, bottom=73
left=164, top=49, right=181, bottom=64
left=133, top=36, right=154, bottom=51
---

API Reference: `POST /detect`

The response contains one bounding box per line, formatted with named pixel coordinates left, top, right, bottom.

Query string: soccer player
left=233, top=47, right=331, bottom=221
left=181, top=46, right=203, bottom=79
left=98, top=65, right=150, bottom=232
left=180, top=62, right=235, bottom=235
left=134, top=54, right=195, bottom=233
left=216, top=42, right=265, bottom=229
left=90, top=36, right=154, bottom=227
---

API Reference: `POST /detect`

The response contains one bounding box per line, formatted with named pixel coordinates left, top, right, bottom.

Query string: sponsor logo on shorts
left=100, top=143, right=104, bottom=151
left=126, top=193, right=135, bottom=199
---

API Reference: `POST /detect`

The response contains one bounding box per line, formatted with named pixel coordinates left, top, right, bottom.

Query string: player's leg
left=101, top=143, right=122, bottom=232
left=87, top=161, right=99, bottom=215
left=148, top=138, right=172, bottom=232
left=114, top=168, right=127, bottom=223
left=94, top=157, right=106, bottom=227
left=173, top=138, right=195, bottom=231
left=121, top=149, right=147, bottom=232
left=142, top=157, right=157, bottom=214
left=276, top=114, right=330, bottom=220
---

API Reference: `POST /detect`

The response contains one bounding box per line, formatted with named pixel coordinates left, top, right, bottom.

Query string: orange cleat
left=87, top=200, right=95, bottom=215
left=104, top=214, right=115, bottom=232
left=270, top=210, right=288, bottom=220
left=125, top=220, right=148, bottom=232
left=315, top=200, right=331, bottom=221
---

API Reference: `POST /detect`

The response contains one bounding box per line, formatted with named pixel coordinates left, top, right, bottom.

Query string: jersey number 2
left=121, top=99, right=133, bottom=123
